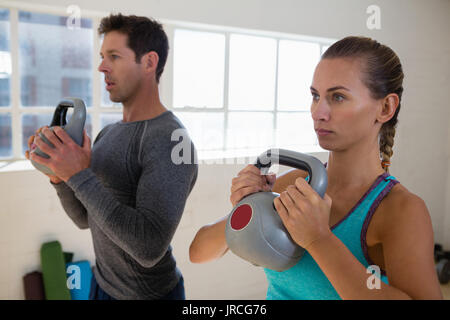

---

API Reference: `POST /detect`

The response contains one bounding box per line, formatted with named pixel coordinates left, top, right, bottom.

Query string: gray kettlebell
left=225, top=148, right=328, bottom=272
left=30, top=97, right=86, bottom=175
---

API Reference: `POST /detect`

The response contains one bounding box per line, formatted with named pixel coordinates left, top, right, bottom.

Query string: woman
left=189, top=36, right=443, bottom=299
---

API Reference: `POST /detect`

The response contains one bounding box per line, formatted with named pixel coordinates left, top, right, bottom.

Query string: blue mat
left=66, top=260, right=93, bottom=300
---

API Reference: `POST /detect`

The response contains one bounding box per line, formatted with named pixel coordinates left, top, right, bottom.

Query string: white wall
left=0, top=0, right=449, bottom=299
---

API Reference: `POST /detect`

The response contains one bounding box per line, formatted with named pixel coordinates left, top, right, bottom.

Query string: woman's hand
left=230, top=164, right=276, bottom=207
left=274, top=176, right=333, bottom=250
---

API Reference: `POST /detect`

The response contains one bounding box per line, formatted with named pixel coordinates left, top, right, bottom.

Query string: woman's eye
left=333, top=93, right=345, bottom=102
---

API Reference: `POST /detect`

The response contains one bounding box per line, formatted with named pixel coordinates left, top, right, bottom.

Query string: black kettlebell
left=30, top=97, right=86, bottom=175
left=225, top=148, right=328, bottom=271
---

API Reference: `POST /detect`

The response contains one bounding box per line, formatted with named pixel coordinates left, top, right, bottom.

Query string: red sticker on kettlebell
left=230, top=204, right=252, bottom=230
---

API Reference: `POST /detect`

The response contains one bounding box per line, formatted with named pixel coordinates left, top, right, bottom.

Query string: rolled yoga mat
left=66, top=260, right=92, bottom=300
left=23, top=271, right=45, bottom=300
left=40, top=241, right=71, bottom=300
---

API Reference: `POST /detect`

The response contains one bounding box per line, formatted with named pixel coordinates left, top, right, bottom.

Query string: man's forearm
left=51, top=180, right=89, bottom=229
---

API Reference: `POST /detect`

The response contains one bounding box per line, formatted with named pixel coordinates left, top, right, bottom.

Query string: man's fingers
left=29, top=149, right=50, bottom=166
left=33, top=134, right=55, bottom=156
left=82, top=130, right=91, bottom=151
left=52, top=126, right=75, bottom=145
left=27, top=134, right=35, bottom=148
left=41, top=127, right=63, bottom=148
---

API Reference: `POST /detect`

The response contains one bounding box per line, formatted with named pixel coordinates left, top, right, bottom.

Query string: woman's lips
left=316, top=129, right=333, bottom=136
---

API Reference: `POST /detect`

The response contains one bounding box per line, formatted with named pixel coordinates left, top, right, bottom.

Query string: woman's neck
left=326, top=143, right=385, bottom=194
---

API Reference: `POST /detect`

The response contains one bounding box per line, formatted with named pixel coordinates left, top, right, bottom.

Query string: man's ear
left=376, top=93, right=399, bottom=124
left=141, top=51, right=159, bottom=75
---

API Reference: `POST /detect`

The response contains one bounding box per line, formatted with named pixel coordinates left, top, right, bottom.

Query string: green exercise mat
left=40, top=241, right=71, bottom=300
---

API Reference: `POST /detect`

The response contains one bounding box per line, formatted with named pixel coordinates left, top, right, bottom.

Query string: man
left=26, top=13, right=198, bottom=300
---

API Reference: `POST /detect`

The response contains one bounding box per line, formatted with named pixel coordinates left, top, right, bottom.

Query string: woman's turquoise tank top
left=264, top=172, right=399, bottom=300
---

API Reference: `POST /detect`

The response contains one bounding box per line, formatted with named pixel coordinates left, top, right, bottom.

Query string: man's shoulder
left=140, top=112, right=196, bottom=162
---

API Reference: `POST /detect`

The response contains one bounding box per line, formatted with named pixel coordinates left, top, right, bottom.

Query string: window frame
left=166, top=22, right=335, bottom=158
left=0, top=2, right=335, bottom=161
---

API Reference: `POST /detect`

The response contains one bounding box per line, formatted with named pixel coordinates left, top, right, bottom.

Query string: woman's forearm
left=307, top=232, right=411, bottom=300
left=189, top=215, right=229, bottom=263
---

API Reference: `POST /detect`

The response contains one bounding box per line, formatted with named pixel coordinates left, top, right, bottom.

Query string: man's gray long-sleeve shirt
left=52, top=111, right=198, bottom=299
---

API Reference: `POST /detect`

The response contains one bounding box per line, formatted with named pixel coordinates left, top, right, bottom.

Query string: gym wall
left=0, top=0, right=449, bottom=299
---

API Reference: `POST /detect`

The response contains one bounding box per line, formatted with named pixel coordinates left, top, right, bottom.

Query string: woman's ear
left=376, top=93, right=399, bottom=124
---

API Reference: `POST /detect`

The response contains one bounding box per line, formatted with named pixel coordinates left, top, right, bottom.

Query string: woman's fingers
left=230, top=185, right=261, bottom=206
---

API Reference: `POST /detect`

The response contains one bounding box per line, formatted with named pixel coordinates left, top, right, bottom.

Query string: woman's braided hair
left=322, top=36, right=404, bottom=172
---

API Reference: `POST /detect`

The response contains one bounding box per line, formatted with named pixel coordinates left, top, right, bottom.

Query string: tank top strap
left=360, top=173, right=399, bottom=276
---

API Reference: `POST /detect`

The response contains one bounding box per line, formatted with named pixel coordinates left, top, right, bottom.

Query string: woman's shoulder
left=375, top=181, right=431, bottom=240
left=382, top=182, right=427, bottom=212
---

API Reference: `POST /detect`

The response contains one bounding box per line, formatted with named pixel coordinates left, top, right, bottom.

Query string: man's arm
left=51, top=181, right=89, bottom=229
left=65, top=135, right=198, bottom=268
left=47, top=127, right=111, bottom=230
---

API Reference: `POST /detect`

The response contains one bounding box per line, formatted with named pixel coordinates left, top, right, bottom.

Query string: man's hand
left=29, top=126, right=91, bottom=183
left=25, top=126, right=63, bottom=184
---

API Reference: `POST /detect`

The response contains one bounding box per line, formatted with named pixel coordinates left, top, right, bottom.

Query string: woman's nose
left=311, top=99, right=330, bottom=122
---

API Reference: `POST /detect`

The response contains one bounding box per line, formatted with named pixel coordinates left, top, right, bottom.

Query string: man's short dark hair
left=98, top=13, right=169, bottom=83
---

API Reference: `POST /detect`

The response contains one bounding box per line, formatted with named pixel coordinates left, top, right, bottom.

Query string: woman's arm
left=305, top=192, right=443, bottom=299
left=188, top=167, right=307, bottom=264
left=189, top=215, right=229, bottom=263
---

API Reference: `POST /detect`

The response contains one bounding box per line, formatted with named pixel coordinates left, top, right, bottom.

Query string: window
left=18, top=10, right=93, bottom=107
left=0, top=6, right=120, bottom=160
left=172, top=28, right=332, bottom=159
left=0, top=2, right=332, bottom=161
left=0, top=9, right=10, bottom=107
left=0, top=9, right=11, bottom=157
left=0, top=113, right=11, bottom=157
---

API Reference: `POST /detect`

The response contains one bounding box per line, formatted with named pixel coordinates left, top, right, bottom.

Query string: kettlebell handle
left=50, top=97, right=86, bottom=129
left=254, top=148, right=328, bottom=198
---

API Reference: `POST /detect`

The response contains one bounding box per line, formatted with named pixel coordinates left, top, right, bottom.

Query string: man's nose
left=98, top=59, right=109, bottom=73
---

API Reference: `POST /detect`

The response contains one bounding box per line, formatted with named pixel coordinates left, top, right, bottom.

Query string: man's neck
left=122, top=83, right=168, bottom=122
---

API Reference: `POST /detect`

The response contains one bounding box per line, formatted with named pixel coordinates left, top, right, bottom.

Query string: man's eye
left=311, top=93, right=319, bottom=101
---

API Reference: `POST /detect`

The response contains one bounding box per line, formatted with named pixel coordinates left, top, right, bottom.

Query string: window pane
left=276, top=112, right=317, bottom=148
left=0, top=9, right=10, bottom=107
left=277, top=40, right=320, bottom=111
left=100, top=113, right=122, bottom=128
left=227, top=112, right=273, bottom=150
left=174, top=112, right=224, bottom=151
left=228, top=34, right=277, bottom=110
left=173, top=29, right=225, bottom=109
left=321, top=45, right=330, bottom=55
left=22, top=113, right=92, bottom=156
left=0, top=113, right=12, bottom=158
left=19, top=11, right=93, bottom=107
left=62, top=77, right=92, bottom=106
